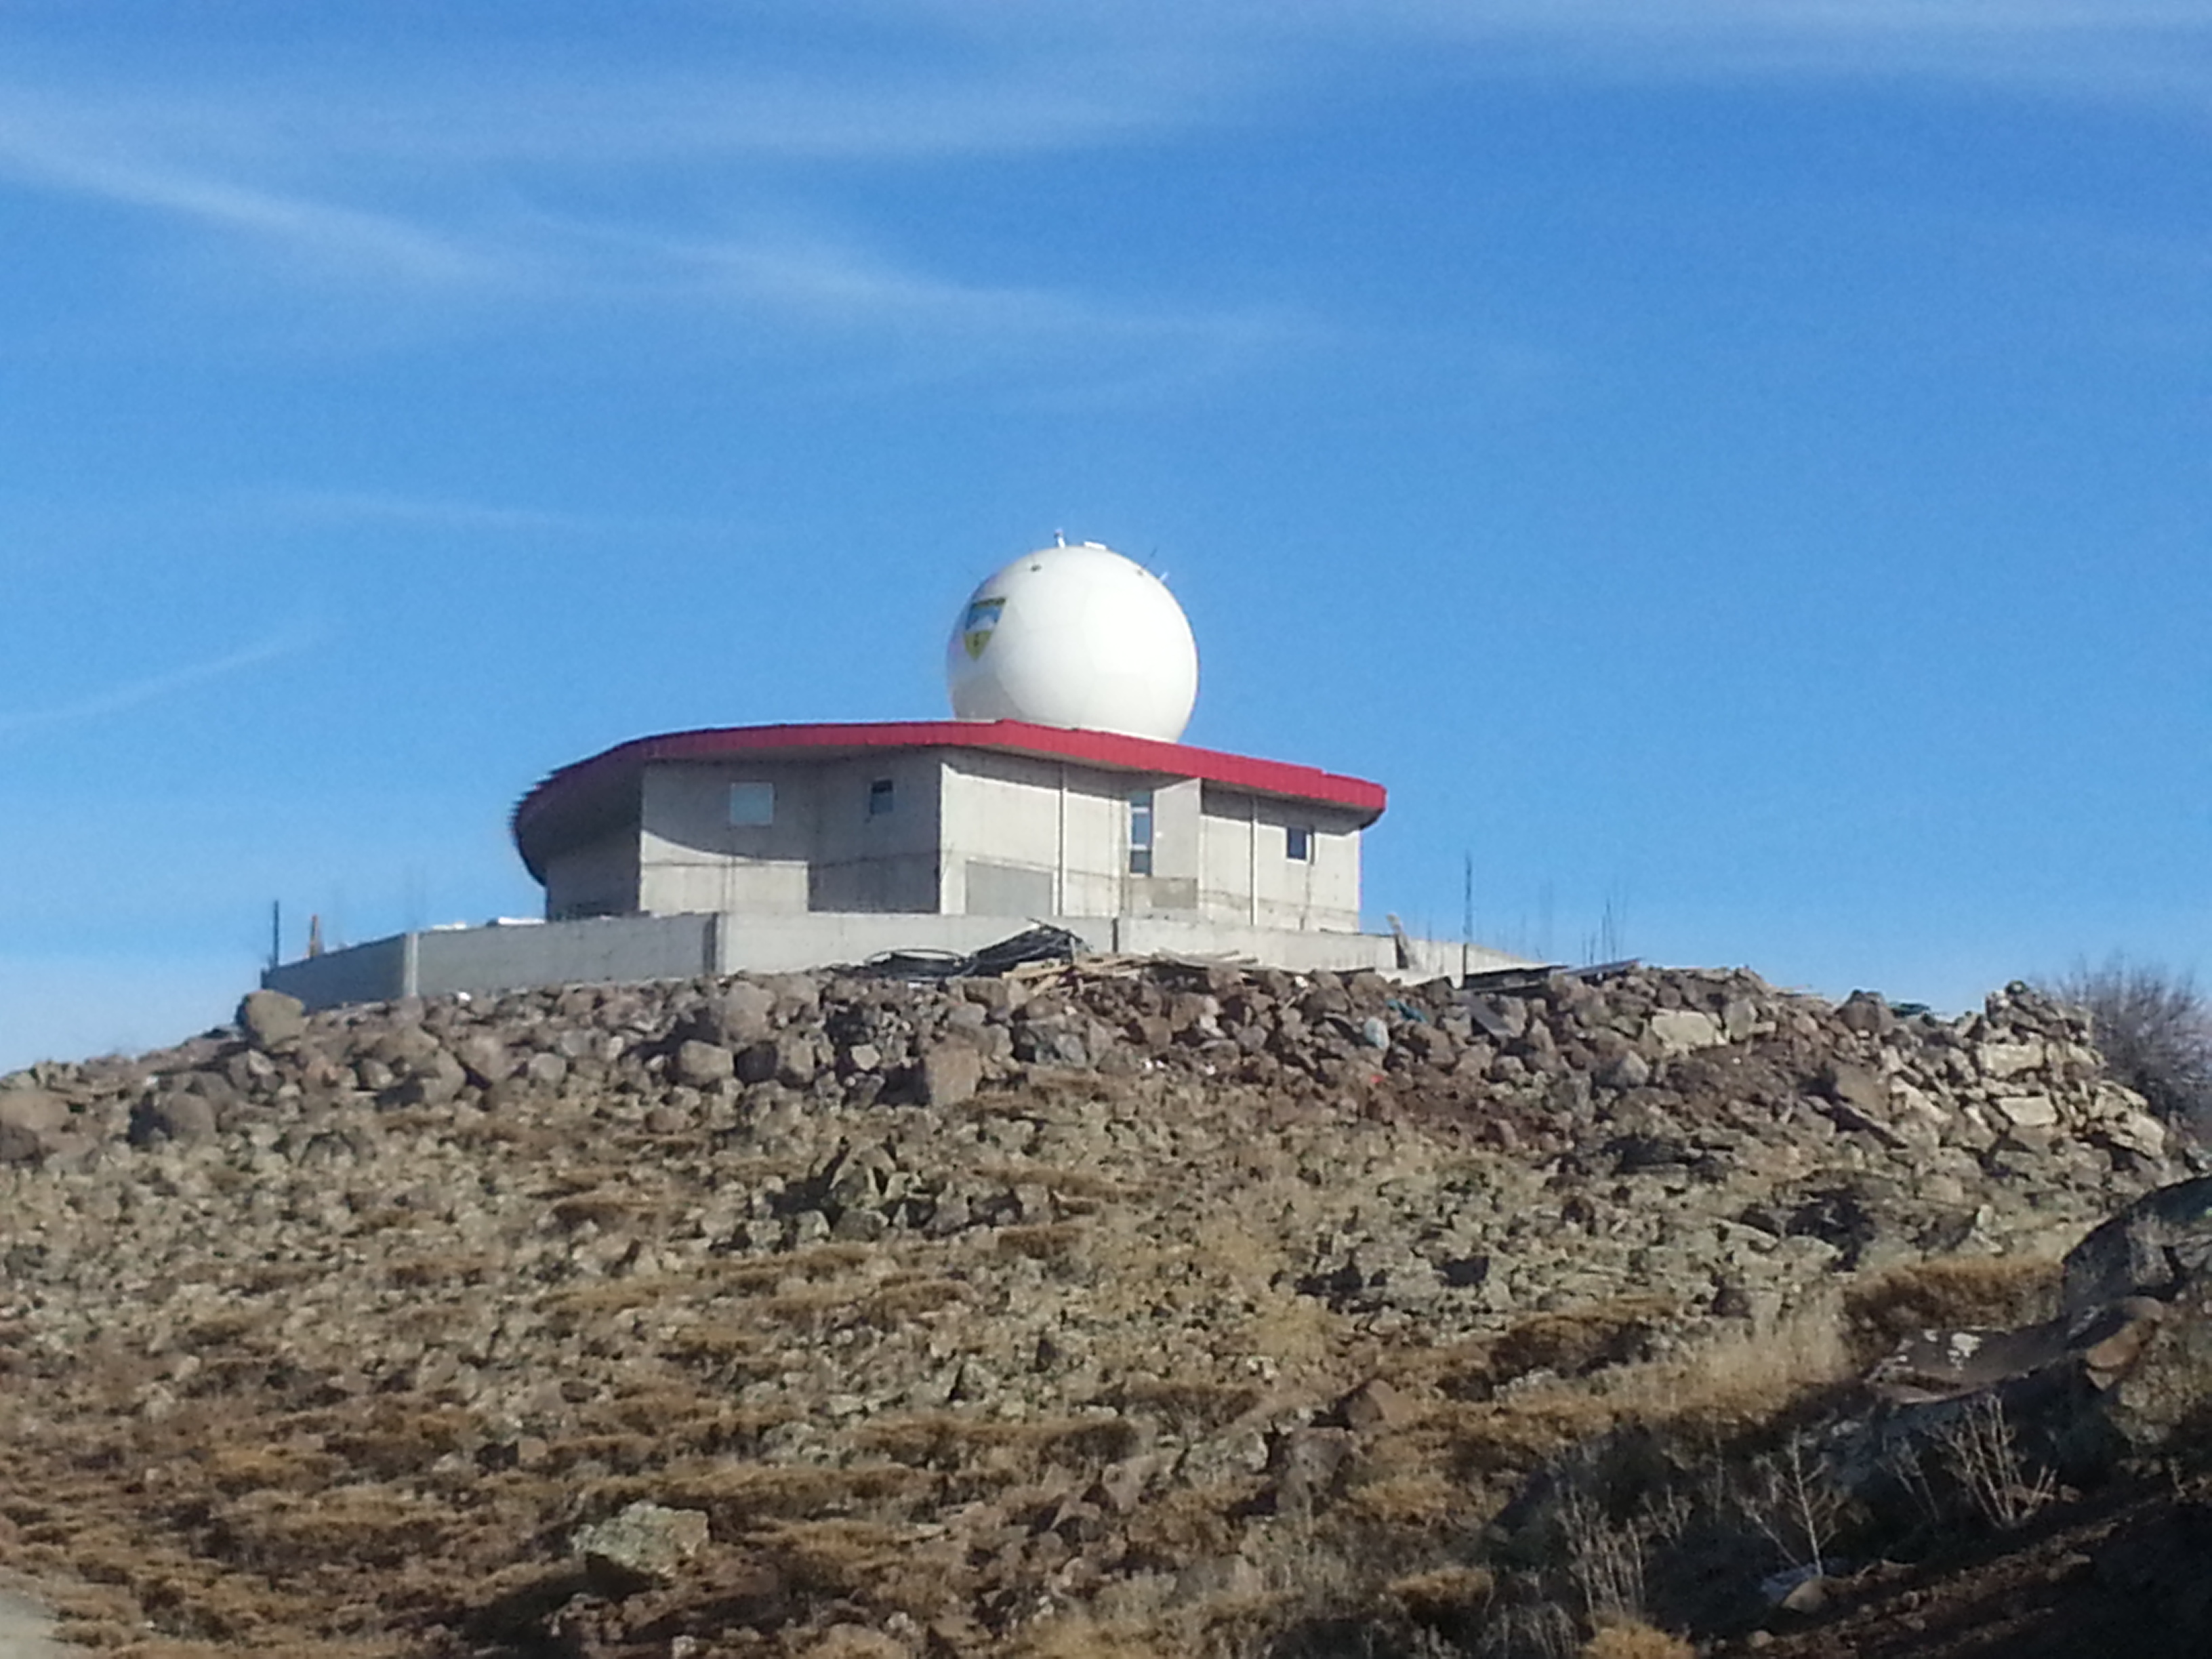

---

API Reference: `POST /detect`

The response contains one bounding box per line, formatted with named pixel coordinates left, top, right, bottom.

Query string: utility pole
left=1460, top=851, right=1473, bottom=980
left=268, top=900, right=281, bottom=972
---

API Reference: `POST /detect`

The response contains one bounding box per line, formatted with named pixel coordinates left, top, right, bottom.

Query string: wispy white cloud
left=0, top=104, right=495, bottom=287
left=0, top=629, right=316, bottom=741
left=0, top=1, right=2202, bottom=381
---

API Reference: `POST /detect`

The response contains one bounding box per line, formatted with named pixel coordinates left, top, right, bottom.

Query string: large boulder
left=571, top=1500, right=710, bottom=1591
left=0, top=1089, right=70, bottom=1165
left=237, top=989, right=307, bottom=1050
left=2064, top=1176, right=2212, bottom=1313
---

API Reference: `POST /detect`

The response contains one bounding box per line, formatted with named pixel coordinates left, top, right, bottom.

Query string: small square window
left=728, top=782, right=775, bottom=827
left=867, top=778, right=895, bottom=817
left=1286, top=826, right=1313, bottom=861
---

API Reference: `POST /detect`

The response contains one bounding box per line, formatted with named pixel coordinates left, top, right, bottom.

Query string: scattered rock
left=571, top=1500, right=711, bottom=1589
left=673, top=1040, right=735, bottom=1088
left=920, top=1041, right=983, bottom=1107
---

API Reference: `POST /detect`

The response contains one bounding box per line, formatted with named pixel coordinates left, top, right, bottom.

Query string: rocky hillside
left=0, top=959, right=2194, bottom=1657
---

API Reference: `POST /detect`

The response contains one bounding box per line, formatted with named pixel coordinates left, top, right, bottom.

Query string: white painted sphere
left=946, top=541, right=1199, bottom=742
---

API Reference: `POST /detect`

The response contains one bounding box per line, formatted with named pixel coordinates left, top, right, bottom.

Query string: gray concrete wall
left=638, top=760, right=816, bottom=917
left=270, top=912, right=1524, bottom=1010
left=941, top=751, right=1164, bottom=918
left=638, top=756, right=941, bottom=918
left=414, top=916, right=715, bottom=999
left=262, top=934, right=412, bottom=1008
left=1195, top=783, right=1363, bottom=932
left=544, top=825, right=642, bottom=921
left=266, top=916, right=719, bottom=1011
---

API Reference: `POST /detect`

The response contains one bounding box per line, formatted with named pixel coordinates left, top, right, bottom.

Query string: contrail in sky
left=0, top=629, right=314, bottom=739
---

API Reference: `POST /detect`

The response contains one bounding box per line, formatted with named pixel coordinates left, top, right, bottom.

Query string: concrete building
left=516, top=718, right=1378, bottom=934
left=263, top=541, right=1524, bottom=1010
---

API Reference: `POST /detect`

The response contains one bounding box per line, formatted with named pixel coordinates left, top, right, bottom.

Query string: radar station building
left=266, top=541, right=1520, bottom=1010
left=520, top=719, right=1376, bottom=932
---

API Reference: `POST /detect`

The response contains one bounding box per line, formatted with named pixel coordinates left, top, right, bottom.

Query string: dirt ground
left=1711, top=1472, right=2212, bottom=1659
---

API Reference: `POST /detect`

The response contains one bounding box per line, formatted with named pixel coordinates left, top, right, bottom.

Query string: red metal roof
left=511, top=719, right=1387, bottom=882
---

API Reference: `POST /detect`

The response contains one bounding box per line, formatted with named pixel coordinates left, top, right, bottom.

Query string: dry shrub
left=1387, top=1563, right=1494, bottom=1618
left=2048, top=956, right=2212, bottom=1132
left=1489, top=1297, right=1678, bottom=1384
left=1934, top=1395, right=2057, bottom=1532
left=1582, top=1618, right=1694, bottom=1659
left=1842, top=1254, right=2060, bottom=1367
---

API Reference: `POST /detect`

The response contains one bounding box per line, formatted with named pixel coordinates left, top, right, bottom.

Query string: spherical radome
left=946, top=542, right=1199, bottom=742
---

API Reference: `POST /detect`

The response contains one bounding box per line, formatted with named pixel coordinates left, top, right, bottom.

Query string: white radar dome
left=946, top=541, right=1199, bottom=743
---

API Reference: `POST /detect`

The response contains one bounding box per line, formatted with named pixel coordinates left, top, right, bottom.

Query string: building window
left=728, top=782, right=775, bottom=827
left=868, top=777, right=895, bottom=817
left=1128, top=789, right=1155, bottom=876
left=1286, top=825, right=1313, bottom=862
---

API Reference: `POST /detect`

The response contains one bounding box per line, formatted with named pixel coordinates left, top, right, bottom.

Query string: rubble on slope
left=0, top=961, right=2190, bottom=1656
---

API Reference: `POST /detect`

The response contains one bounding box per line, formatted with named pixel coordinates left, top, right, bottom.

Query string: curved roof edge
left=512, top=719, right=1387, bottom=882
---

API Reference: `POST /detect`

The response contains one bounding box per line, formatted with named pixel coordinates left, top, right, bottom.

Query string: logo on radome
left=962, top=598, right=1004, bottom=661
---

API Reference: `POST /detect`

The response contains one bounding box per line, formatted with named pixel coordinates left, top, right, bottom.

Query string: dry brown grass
left=855, top=1410, right=1142, bottom=1479
left=994, top=1222, right=1088, bottom=1260
left=1340, top=1471, right=1465, bottom=1530
left=197, top=1441, right=341, bottom=1495
left=384, top=1252, right=501, bottom=1289
left=1386, top=1563, right=1495, bottom=1617
left=1010, top=1612, right=1170, bottom=1659
left=1582, top=1618, right=1696, bottom=1659
left=217, top=1485, right=450, bottom=1572
left=1488, top=1296, right=1679, bottom=1383
left=1842, top=1253, right=2061, bottom=1366
left=1106, top=1377, right=1263, bottom=1432
left=590, top=1460, right=930, bottom=1532
left=550, top=1189, right=649, bottom=1229
left=1434, top=1299, right=1852, bottom=1477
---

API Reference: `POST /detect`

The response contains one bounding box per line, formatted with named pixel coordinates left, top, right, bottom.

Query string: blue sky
left=3, top=1, right=2208, bottom=1069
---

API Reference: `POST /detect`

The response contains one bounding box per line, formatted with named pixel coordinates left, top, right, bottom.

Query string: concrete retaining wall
left=267, top=911, right=1525, bottom=1011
